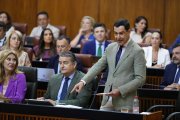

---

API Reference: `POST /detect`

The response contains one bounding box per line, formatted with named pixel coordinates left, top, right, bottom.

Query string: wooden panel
left=164, top=0, right=180, bottom=47
left=0, top=113, right=83, bottom=120
left=37, top=0, right=99, bottom=39
left=0, top=0, right=179, bottom=47
left=0, top=0, right=37, bottom=34
left=99, top=0, right=165, bottom=40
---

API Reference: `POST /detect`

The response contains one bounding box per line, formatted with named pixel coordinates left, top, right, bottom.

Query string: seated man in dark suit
left=81, top=23, right=110, bottom=84
left=47, top=35, right=83, bottom=73
left=41, top=51, right=93, bottom=107
left=81, top=23, right=111, bottom=56
left=160, top=44, right=180, bottom=90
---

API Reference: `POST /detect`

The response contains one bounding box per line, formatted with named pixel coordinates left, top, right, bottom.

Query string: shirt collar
left=63, top=72, right=75, bottom=80
left=95, top=40, right=105, bottom=46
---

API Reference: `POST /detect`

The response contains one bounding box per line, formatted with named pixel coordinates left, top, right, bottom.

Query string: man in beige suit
left=72, top=18, right=146, bottom=111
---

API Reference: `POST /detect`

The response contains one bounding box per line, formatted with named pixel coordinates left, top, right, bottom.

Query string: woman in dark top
left=33, top=28, right=56, bottom=61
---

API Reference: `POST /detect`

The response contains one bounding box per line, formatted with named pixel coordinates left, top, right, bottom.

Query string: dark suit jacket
left=160, top=63, right=177, bottom=87
left=47, top=55, right=84, bottom=73
left=44, top=71, right=93, bottom=107
left=81, top=40, right=110, bottom=56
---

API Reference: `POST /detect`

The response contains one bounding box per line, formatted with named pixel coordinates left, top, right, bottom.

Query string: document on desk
left=55, top=104, right=82, bottom=109
left=96, top=93, right=110, bottom=96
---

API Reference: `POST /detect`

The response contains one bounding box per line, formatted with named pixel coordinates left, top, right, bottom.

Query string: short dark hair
left=57, top=35, right=71, bottom=44
left=173, top=44, right=180, bottom=49
left=114, top=18, right=130, bottom=31
left=93, top=23, right=107, bottom=32
left=37, top=11, right=49, bottom=18
left=0, top=21, right=6, bottom=31
left=59, top=51, right=77, bottom=63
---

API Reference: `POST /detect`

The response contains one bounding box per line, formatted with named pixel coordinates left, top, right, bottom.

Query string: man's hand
left=164, top=83, right=180, bottom=90
left=37, top=97, right=45, bottom=100
left=71, top=81, right=84, bottom=93
left=47, top=99, right=56, bottom=106
left=107, top=89, right=121, bottom=97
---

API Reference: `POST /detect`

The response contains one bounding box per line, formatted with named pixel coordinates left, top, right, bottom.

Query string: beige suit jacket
left=82, top=40, right=146, bottom=110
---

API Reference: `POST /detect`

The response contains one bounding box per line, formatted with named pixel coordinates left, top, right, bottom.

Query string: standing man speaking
left=72, top=18, right=146, bottom=111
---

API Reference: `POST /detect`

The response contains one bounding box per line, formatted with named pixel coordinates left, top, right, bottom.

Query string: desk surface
left=0, top=103, right=162, bottom=120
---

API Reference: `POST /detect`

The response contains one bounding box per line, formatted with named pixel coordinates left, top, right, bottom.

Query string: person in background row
left=0, top=50, right=27, bottom=103
left=81, top=23, right=111, bottom=57
left=70, top=16, right=95, bottom=48
left=33, top=28, right=56, bottom=61
left=39, top=51, right=93, bottom=107
left=0, top=11, right=15, bottom=38
left=168, top=34, right=180, bottom=54
left=47, top=35, right=83, bottom=73
left=160, top=44, right=180, bottom=90
left=130, top=16, right=152, bottom=45
left=30, top=11, right=59, bottom=39
left=2, top=30, right=31, bottom=67
left=143, top=31, right=171, bottom=68
left=72, top=18, right=146, bottom=111
left=0, top=21, right=6, bottom=47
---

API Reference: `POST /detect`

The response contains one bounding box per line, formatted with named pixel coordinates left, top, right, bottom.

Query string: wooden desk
left=138, top=88, right=178, bottom=117
left=0, top=103, right=162, bottom=120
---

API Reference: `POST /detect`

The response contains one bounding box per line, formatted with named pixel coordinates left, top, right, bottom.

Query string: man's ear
left=74, top=62, right=77, bottom=69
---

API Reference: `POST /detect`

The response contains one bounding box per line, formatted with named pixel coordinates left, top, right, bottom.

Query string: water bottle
left=133, top=96, right=139, bottom=113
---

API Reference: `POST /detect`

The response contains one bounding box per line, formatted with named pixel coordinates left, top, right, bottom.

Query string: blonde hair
left=0, top=50, right=19, bottom=83
left=80, top=16, right=96, bottom=29
left=2, top=30, right=24, bottom=56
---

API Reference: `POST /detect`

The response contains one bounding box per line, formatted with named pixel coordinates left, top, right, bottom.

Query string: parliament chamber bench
left=0, top=103, right=162, bottom=120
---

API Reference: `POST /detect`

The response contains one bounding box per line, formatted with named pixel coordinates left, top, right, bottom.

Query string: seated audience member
left=160, top=44, right=180, bottom=90
left=0, top=50, right=27, bottom=103
left=40, top=51, right=93, bottom=107
left=0, top=11, right=15, bottom=38
left=81, top=23, right=111, bottom=56
left=47, top=35, right=83, bottom=73
left=30, top=11, right=59, bottom=39
left=169, top=34, right=180, bottom=54
left=2, top=30, right=31, bottom=67
left=130, top=16, right=152, bottom=44
left=70, top=16, right=95, bottom=48
left=143, top=31, right=171, bottom=68
left=0, top=21, right=6, bottom=47
left=33, top=28, right=56, bottom=61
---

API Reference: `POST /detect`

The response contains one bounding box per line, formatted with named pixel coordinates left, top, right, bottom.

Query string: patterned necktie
left=115, top=46, right=122, bottom=67
left=60, top=77, right=70, bottom=100
left=174, top=66, right=180, bottom=83
left=97, top=44, right=102, bottom=57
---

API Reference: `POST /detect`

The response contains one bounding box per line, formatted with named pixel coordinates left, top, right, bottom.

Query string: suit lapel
left=54, top=74, right=63, bottom=97
left=112, top=43, right=119, bottom=71
left=114, top=40, right=133, bottom=72
left=93, top=40, right=96, bottom=55
left=66, top=71, right=79, bottom=96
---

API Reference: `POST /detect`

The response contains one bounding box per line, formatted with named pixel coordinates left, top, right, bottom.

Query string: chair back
left=75, top=54, right=94, bottom=73
left=24, top=36, right=40, bottom=48
left=13, top=22, right=28, bottom=35
left=18, top=66, right=38, bottom=99
left=55, top=25, right=67, bottom=36
left=23, top=47, right=33, bottom=62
